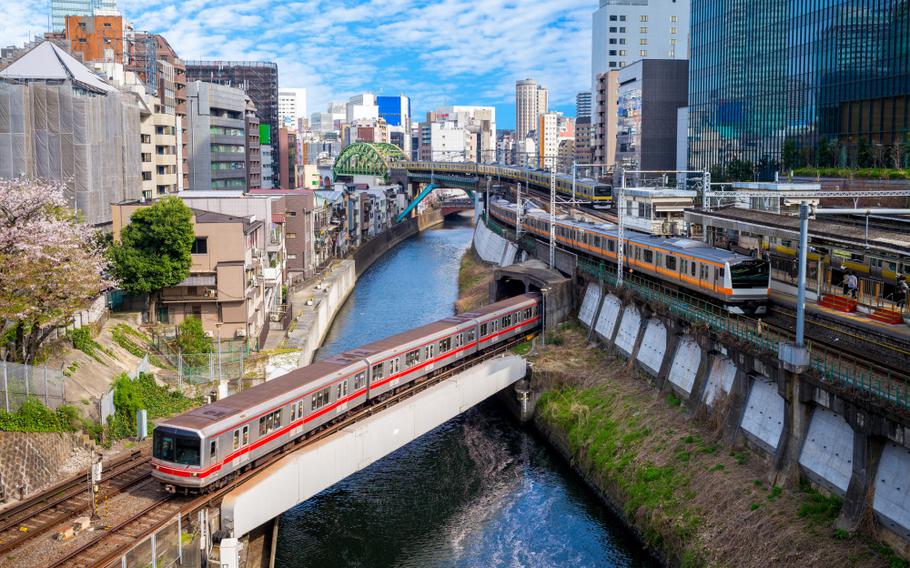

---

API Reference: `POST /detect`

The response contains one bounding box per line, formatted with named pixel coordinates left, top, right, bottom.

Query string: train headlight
left=191, top=472, right=198, bottom=477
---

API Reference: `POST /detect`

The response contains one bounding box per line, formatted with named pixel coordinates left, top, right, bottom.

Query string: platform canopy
left=332, top=142, right=407, bottom=180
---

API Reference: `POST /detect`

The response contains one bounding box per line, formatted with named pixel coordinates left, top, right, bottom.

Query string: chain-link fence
left=0, top=360, right=67, bottom=412
left=149, top=334, right=250, bottom=386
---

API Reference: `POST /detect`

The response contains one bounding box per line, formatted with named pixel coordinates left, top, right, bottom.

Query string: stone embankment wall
left=0, top=432, right=93, bottom=503
left=574, top=280, right=910, bottom=555
left=473, top=222, right=519, bottom=266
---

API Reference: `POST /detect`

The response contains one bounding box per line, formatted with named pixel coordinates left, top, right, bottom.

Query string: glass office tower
left=688, top=0, right=910, bottom=177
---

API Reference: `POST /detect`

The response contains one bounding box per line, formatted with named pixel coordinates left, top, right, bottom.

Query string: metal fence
left=150, top=333, right=250, bottom=386
left=577, top=257, right=910, bottom=411
left=0, top=360, right=67, bottom=413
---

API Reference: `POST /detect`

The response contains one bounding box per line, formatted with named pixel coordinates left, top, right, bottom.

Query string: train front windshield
left=594, top=184, right=612, bottom=198
left=731, top=260, right=770, bottom=288
left=153, top=427, right=202, bottom=466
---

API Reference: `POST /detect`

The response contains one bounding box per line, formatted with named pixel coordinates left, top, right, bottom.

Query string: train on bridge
left=151, top=294, right=540, bottom=491
left=489, top=199, right=771, bottom=315
left=398, top=161, right=613, bottom=205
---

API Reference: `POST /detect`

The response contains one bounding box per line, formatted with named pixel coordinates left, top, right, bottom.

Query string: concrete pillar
left=655, top=329, right=682, bottom=392
left=243, top=517, right=279, bottom=568
left=586, top=284, right=608, bottom=343
left=837, top=429, right=885, bottom=532
left=722, top=355, right=752, bottom=446
left=605, top=297, right=625, bottom=354
left=773, top=368, right=813, bottom=486
left=686, top=340, right=712, bottom=413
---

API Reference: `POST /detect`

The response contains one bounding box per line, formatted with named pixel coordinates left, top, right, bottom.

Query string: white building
left=435, top=105, right=496, bottom=163
left=591, top=0, right=690, bottom=83
left=346, top=93, right=378, bottom=124
left=278, top=88, right=308, bottom=130
left=419, top=121, right=466, bottom=162
left=515, top=79, right=548, bottom=143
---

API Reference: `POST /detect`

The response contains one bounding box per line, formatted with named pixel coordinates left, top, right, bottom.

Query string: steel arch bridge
left=332, top=143, right=407, bottom=180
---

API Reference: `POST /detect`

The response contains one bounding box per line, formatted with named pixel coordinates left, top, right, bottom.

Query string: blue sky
left=3, top=0, right=594, bottom=129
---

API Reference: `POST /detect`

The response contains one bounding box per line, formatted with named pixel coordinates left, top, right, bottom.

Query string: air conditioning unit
left=235, top=329, right=247, bottom=338
left=204, top=288, right=217, bottom=298
left=204, top=331, right=214, bottom=338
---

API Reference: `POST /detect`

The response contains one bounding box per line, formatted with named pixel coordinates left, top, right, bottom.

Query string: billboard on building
left=260, top=124, right=272, bottom=145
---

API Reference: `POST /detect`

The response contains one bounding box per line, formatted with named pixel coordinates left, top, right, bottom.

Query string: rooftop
left=0, top=41, right=117, bottom=94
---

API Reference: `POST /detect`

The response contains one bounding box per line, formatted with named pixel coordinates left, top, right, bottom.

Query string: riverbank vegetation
left=455, top=248, right=494, bottom=313
left=532, top=324, right=895, bottom=568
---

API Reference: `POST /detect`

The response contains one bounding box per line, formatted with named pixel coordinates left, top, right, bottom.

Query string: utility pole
left=617, top=169, right=626, bottom=287
left=515, top=182, right=522, bottom=238
left=549, top=162, right=556, bottom=269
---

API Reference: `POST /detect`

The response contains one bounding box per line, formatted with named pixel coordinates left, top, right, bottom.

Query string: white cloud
left=1, top=0, right=595, bottom=125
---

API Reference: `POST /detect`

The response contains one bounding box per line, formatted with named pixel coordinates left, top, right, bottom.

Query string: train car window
left=466, top=329, right=476, bottom=342
left=655, top=253, right=662, bottom=266
left=501, top=314, right=512, bottom=328
left=405, top=349, right=420, bottom=366
left=701, top=265, right=709, bottom=280
left=691, top=262, right=697, bottom=277
left=372, top=363, right=383, bottom=379
left=608, top=240, right=615, bottom=252
left=355, top=371, right=366, bottom=388
left=666, top=256, right=677, bottom=270
left=480, top=323, right=488, bottom=337
left=242, top=425, right=249, bottom=445
left=439, top=337, right=452, bottom=352
left=680, top=259, right=687, bottom=273
left=290, top=404, right=296, bottom=422
left=454, top=334, right=463, bottom=348
left=717, top=267, right=725, bottom=279
left=210, top=440, right=217, bottom=458
left=643, top=249, right=653, bottom=263
left=297, top=402, right=303, bottom=418
left=259, top=415, right=267, bottom=436
left=233, top=429, right=240, bottom=450
left=311, top=387, right=331, bottom=410
left=336, top=380, right=348, bottom=399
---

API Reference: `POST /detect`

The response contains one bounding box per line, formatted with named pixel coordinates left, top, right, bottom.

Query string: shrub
left=175, top=317, right=213, bottom=367
left=0, top=398, right=81, bottom=432
left=67, top=327, right=112, bottom=363
left=106, top=372, right=200, bottom=440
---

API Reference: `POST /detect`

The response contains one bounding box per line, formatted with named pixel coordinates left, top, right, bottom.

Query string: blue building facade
left=688, top=0, right=910, bottom=177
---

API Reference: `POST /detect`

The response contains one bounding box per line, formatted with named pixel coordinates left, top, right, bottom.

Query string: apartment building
left=112, top=202, right=272, bottom=346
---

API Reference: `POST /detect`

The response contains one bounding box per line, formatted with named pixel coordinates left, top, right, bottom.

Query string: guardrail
left=577, top=257, right=910, bottom=411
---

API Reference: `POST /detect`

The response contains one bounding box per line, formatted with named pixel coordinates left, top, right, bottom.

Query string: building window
left=640, top=50, right=647, bottom=56
left=287, top=254, right=297, bottom=260
left=640, top=15, right=648, bottom=22
left=640, top=38, right=647, bottom=45
left=287, top=210, right=297, bottom=217
left=609, top=15, right=617, bottom=21
left=619, top=27, right=626, bottom=32
left=619, top=38, right=626, bottom=44
left=640, top=26, right=647, bottom=33
left=619, top=15, right=626, bottom=21
left=609, top=38, right=617, bottom=44
left=609, top=26, right=617, bottom=32
left=671, top=27, right=677, bottom=34
left=671, top=15, right=678, bottom=22
left=191, top=238, right=208, bottom=254
left=619, top=50, right=627, bottom=56
left=609, top=50, right=617, bottom=56
left=609, top=62, right=617, bottom=68
left=287, top=233, right=297, bottom=239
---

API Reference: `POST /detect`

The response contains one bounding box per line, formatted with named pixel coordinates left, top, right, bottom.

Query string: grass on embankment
left=532, top=324, right=896, bottom=568
left=456, top=247, right=495, bottom=314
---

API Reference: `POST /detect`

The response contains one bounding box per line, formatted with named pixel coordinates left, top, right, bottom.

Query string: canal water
left=274, top=215, right=655, bottom=568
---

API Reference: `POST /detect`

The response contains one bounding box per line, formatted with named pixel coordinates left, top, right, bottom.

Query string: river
left=274, top=214, right=655, bottom=568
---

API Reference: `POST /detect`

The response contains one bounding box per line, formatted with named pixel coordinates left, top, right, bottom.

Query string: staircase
left=869, top=308, right=905, bottom=325
left=818, top=294, right=858, bottom=313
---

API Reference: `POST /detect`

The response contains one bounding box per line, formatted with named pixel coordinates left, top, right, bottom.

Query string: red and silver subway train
left=489, top=199, right=770, bottom=315
left=151, top=294, right=540, bottom=491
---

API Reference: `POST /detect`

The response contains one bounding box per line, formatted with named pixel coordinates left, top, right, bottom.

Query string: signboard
left=259, top=124, right=271, bottom=145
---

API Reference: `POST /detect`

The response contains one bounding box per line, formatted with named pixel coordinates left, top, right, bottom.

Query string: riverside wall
left=279, top=210, right=444, bottom=371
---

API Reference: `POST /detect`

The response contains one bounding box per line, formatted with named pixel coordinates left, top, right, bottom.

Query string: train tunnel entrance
left=492, top=260, right=573, bottom=331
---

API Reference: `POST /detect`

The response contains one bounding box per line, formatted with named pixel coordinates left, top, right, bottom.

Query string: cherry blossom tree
left=0, top=178, right=112, bottom=364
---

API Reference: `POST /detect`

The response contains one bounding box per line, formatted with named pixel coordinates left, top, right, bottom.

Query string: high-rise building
left=593, top=70, right=620, bottom=168
left=575, top=117, right=594, bottom=167
left=515, top=79, right=548, bottom=144
left=591, top=0, right=689, bottom=83
left=346, top=93, right=378, bottom=123
left=435, top=106, right=497, bottom=162
left=245, top=96, right=261, bottom=190
left=278, top=88, right=307, bottom=130
left=278, top=127, right=298, bottom=188
left=186, top=60, right=279, bottom=187
left=185, top=81, right=249, bottom=191
left=616, top=59, right=688, bottom=173
left=688, top=0, right=910, bottom=176
left=51, top=0, right=118, bottom=32
left=538, top=113, right=575, bottom=170
left=378, top=95, right=412, bottom=155
left=576, top=91, right=592, bottom=119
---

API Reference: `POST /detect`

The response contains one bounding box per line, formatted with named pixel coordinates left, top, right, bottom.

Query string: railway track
left=0, top=448, right=150, bottom=557
left=43, top=341, right=531, bottom=567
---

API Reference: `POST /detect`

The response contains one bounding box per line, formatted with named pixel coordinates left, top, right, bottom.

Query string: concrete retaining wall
left=667, top=337, right=701, bottom=397
left=546, top=234, right=910, bottom=549
left=353, top=218, right=419, bottom=277
left=636, top=318, right=667, bottom=376
left=799, top=408, right=854, bottom=496
left=473, top=222, right=518, bottom=266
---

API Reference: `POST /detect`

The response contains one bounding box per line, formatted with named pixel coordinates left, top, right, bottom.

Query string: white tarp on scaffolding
left=0, top=42, right=142, bottom=226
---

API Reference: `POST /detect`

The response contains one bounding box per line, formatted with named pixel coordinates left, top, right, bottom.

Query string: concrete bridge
left=217, top=355, right=528, bottom=567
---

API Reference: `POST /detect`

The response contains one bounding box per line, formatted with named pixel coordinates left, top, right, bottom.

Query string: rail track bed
left=0, top=449, right=150, bottom=558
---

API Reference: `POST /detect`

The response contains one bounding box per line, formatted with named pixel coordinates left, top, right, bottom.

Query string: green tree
left=725, top=158, right=755, bottom=181
left=781, top=138, right=800, bottom=171
left=856, top=137, right=873, bottom=168
left=816, top=138, right=834, bottom=168
left=108, top=197, right=194, bottom=322
left=175, top=317, right=213, bottom=367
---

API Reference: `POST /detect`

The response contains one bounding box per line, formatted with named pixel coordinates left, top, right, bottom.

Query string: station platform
left=770, top=287, right=910, bottom=349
